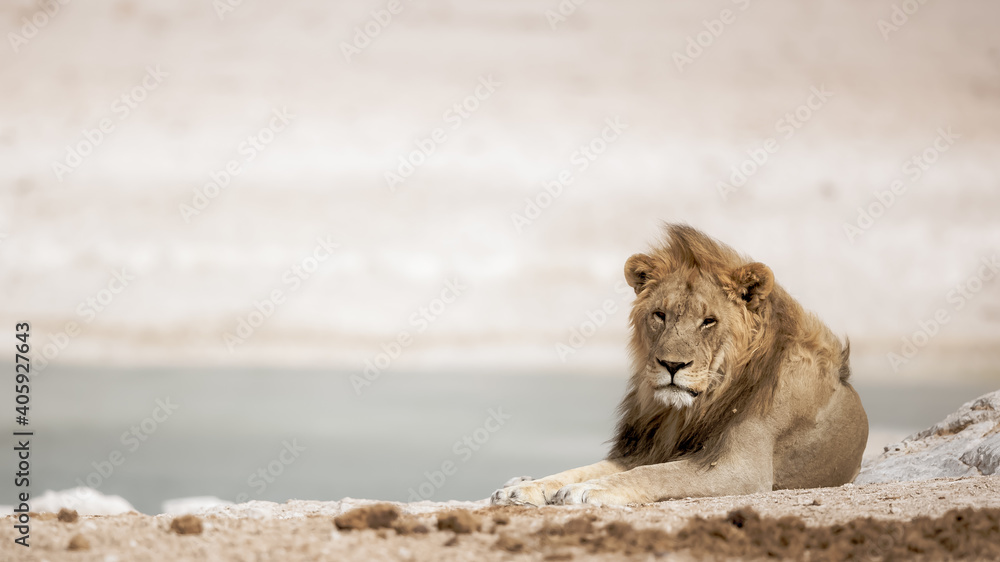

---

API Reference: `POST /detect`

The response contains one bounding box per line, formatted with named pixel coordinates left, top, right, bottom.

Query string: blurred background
left=1, top=0, right=998, bottom=513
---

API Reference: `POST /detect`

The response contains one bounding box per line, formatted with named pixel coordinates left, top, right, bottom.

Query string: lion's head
left=624, top=225, right=775, bottom=411
left=611, top=224, right=796, bottom=466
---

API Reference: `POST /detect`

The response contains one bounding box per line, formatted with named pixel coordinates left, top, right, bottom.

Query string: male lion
left=491, top=224, right=868, bottom=506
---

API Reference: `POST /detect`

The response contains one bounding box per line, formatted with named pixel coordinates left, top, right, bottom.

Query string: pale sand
left=3, top=475, right=999, bottom=561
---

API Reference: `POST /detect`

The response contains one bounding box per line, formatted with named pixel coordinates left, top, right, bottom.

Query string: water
left=3, top=367, right=995, bottom=514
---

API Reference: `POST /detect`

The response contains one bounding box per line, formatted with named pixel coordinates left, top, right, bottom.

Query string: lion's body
left=492, top=224, right=868, bottom=506
left=769, top=310, right=869, bottom=490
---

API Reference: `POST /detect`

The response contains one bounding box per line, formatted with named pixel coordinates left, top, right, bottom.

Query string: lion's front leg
left=551, top=456, right=773, bottom=507
left=490, top=460, right=626, bottom=506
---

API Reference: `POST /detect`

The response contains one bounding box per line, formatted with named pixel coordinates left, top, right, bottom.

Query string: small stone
left=67, top=534, right=90, bottom=551
left=58, top=508, right=79, bottom=523
left=170, top=514, right=204, bottom=535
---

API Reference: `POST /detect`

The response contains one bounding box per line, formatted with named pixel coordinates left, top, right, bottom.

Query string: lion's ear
left=624, top=253, right=662, bottom=295
left=725, top=262, right=774, bottom=310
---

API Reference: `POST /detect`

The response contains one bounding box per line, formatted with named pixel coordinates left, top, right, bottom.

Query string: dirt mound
left=333, top=503, right=400, bottom=530
left=333, top=503, right=432, bottom=535
left=436, top=509, right=482, bottom=534
left=500, top=506, right=1000, bottom=560
left=329, top=500, right=1000, bottom=559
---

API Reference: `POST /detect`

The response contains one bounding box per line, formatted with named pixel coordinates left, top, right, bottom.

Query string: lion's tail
left=838, top=338, right=852, bottom=383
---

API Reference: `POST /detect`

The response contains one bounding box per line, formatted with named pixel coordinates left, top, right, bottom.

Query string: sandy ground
left=3, top=475, right=999, bottom=561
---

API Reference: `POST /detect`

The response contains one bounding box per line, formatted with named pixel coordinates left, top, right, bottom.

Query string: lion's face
left=634, top=273, right=735, bottom=408
left=624, top=253, right=774, bottom=410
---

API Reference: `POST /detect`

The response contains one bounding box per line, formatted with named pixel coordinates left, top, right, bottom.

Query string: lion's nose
left=657, top=360, right=692, bottom=376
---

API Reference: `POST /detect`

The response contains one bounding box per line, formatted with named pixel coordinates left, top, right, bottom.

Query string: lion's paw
left=490, top=480, right=551, bottom=506
left=550, top=482, right=602, bottom=505
left=551, top=482, right=630, bottom=507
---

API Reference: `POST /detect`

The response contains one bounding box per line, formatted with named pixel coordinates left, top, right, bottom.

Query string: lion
left=491, top=224, right=868, bottom=507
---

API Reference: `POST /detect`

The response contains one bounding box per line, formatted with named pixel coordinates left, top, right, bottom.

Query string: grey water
left=3, top=366, right=996, bottom=514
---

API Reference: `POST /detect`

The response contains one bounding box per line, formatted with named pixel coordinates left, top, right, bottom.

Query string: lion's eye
left=702, top=317, right=717, bottom=328
left=652, top=311, right=666, bottom=321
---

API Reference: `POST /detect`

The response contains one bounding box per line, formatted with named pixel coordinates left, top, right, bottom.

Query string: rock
left=961, top=431, right=1000, bottom=474
left=161, top=496, right=233, bottom=515
left=856, top=389, right=1000, bottom=485
left=32, top=487, right=135, bottom=516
